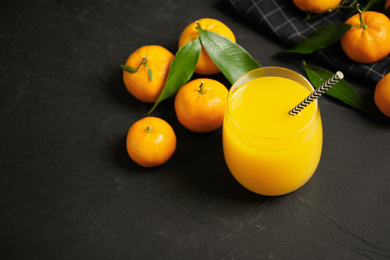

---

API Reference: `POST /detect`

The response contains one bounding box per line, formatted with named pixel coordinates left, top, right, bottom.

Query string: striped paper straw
left=289, top=71, right=344, bottom=116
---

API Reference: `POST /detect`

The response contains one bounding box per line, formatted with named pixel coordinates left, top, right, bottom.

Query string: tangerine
left=292, top=0, right=342, bottom=14
left=178, top=18, right=236, bottom=75
left=340, top=11, right=390, bottom=64
left=122, top=45, right=174, bottom=103
left=126, top=117, right=176, bottom=167
left=374, top=72, right=390, bottom=118
left=386, top=0, right=390, bottom=9
left=174, top=78, right=228, bottom=133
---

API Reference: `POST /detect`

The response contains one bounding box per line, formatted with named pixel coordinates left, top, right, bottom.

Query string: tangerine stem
left=145, top=126, right=152, bottom=133
left=135, top=56, right=146, bottom=71
left=140, top=55, right=153, bottom=81
left=331, top=0, right=358, bottom=12
left=357, top=4, right=368, bottom=29
left=198, top=81, right=206, bottom=94
left=195, top=21, right=201, bottom=30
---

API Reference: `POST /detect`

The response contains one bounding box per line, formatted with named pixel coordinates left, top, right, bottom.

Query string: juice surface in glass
left=223, top=67, right=323, bottom=196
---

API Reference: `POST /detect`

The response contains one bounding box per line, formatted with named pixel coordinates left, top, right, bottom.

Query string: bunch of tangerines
left=122, top=19, right=234, bottom=167
left=123, top=1, right=390, bottom=168
left=292, top=0, right=390, bottom=117
left=293, top=0, right=390, bottom=63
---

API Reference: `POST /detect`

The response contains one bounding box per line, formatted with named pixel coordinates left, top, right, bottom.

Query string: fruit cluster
left=292, top=0, right=390, bottom=118
left=122, top=19, right=234, bottom=167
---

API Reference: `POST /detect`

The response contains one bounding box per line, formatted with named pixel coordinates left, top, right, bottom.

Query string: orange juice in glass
left=223, top=67, right=322, bottom=196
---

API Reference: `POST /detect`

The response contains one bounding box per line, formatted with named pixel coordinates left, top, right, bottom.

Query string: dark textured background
left=1, top=0, right=390, bottom=259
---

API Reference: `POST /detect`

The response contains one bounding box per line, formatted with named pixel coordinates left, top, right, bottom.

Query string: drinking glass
left=223, top=67, right=322, bottom=196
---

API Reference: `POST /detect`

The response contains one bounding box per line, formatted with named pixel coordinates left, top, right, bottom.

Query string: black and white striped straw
left=289, top=71, right=344, bottom=116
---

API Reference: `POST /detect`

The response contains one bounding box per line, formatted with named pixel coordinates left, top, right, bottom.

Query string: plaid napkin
left=228, top=0, right=390, bottom=85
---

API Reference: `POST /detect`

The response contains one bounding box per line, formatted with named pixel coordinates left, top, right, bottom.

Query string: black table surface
left=1, top=0, right=390, bottom=259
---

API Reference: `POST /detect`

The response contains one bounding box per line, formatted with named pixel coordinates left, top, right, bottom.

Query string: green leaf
left=197, top=27, right=261, bottom=84
left=303, top=61, right=369, bottom=114
left=147, top=67, right=153, bottom=81
left=362, top=0, right=385, bottom=11
left=148, top=37, right=201, bottom=114
left=120, top=64, right=137, bottom=73
left=278, top=23, right=351, bottom=55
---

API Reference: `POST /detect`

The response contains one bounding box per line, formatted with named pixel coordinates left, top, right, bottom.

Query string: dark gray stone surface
left=1, top=0, right=390, bottom=259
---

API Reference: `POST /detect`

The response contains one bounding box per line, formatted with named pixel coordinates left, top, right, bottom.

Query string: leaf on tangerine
left=148, top=37, right=201, bottom=114
left=197, top=27, right=261, bottom=84
left=276, top=23, right=351, bottom=55
left=120, top=64, right=138, bottom=73
left=148, top=67, right=153, bottom=81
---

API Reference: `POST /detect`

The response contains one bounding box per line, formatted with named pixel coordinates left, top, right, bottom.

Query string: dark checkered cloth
left=228, top=0, right=390, bottom=85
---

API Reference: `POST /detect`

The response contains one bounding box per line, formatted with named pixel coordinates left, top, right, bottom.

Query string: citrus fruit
left=126, top=116, right=176, bottom=167
left=174, top=78, right=228, bottom=133
left=122, top=45, right=174, bottom=103
left=292, top=0, right=342, bottom=14
left=178, top=18, right=236, bottom=75
left=386, top=0, right=390, bottom=9
left=374, top=72, right=390, bottom=118
left=340, top=11, right=390, bottom=64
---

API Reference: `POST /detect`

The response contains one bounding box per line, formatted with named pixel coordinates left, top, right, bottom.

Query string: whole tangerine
left=174, top=78, right=228, bottom=133
left=292, top=0, right=342, bottom=14
left=340, top=11, right=390, bottom=64
left=126, top=117, right=176, bottom=167
left=178, top=18, right=236, bottom=75
left=374, top=72, right=390, bottom=118
left=122, top=45, right=174, bottom=103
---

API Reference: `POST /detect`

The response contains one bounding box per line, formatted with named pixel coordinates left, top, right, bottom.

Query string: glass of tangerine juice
left=223, top=67, right=322, bottom=196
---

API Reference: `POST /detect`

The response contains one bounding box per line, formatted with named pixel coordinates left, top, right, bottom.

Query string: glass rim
left=226, top=66, right=319, bottom=140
